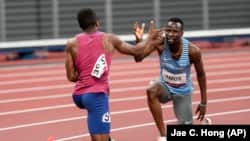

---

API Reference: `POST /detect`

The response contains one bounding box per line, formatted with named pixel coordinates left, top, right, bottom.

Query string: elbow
left=66, top=74, right=78, bottom=82
left=69, top=78, right=78, bottom=82
left=135, top=58, right=143, bottom=62
left=67, top=70, right=78, bottom=82
left=67, top=77, right=76, bottom=82
left=134, top=55, right=144, bottom=62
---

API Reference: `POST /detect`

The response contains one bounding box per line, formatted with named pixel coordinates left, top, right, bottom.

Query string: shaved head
left=167, top=21, right=182, bottom=29
left=167, top=17, right=184, bottom=30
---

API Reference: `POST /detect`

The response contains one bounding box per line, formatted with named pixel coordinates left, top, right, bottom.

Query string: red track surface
left=0, top=47, right=250, bottom=141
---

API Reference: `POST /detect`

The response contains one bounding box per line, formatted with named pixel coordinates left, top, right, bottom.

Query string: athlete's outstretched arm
left=65, top=39, right=78, bottom=82
left=107, top=34, right=140, bottom=56
left=107, top=24, right=162, bottom=57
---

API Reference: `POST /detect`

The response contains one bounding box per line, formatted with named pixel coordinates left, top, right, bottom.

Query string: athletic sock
left=158, top=136, right=167, bottom=141
left=108, top=136, right=115, bottom=141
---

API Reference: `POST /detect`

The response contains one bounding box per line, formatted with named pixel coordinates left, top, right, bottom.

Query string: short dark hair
left=77, top=8, right=98, bottom=30
left=167, top=17, right=184, bottom=30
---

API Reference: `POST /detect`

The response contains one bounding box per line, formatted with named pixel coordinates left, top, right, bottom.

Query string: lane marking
left=1, top=52, right=249, bottom=71
left=1, top=85, right=250, bottom=115
left=52, top=109, right=250, bottom=141
left=1, top=95, right=250, bottom=131
left=1, top=62, right=250, bottom=78
left=1, top=69, right=250, bottom=95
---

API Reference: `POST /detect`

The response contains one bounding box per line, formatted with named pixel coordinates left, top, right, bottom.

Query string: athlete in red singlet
left=65, top=8, right=162, bottom=141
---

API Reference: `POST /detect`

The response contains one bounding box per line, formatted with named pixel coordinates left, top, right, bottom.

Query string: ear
left=96, top=21, right=100, bottom=27
left=180, top=30, right=184, bottom=37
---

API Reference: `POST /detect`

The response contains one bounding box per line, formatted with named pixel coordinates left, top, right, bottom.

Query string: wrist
left=136, top=38, right=142, bottom=43
left=199, top=103, right=207, bottom=107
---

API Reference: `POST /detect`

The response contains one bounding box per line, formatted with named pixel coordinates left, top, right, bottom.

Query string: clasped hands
left=133, top=20, right=164, bottom=45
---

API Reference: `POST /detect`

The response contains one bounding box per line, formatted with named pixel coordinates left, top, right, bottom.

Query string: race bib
left=102, top=112, right=111, bottom=123
left=162, top=69, right=186, bottom=85
left=91, top=54, right=108, bottom=78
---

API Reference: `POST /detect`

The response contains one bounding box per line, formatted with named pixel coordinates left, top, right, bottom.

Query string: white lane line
left=0, top=94, right=70, bottom=104
left=1, top=64, right=250, bottom=85
left=0, top=76, right=66, bottom=85
left=1, top=96, right=249, bottom=134
left=0, top=92, right=250, bottom=132
left=1, top=88, right=250, bottom=116
left=1, top=76, right=250, bottom=104
left=2, top=75, right=248, bottom=104
left=54, top=108, right=250, bottom=141
left=1, top=61, right=250, bottom=78
left=1, top=69, right=250, bottom=95
left=0, top=82, right=250, bottom=109
left=1, top=52, right=249, bottom=71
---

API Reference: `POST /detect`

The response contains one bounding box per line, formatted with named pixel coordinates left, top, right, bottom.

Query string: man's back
left=73, top=32, right=112, bottom=95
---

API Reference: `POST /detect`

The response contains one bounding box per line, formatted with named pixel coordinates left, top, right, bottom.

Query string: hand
left=133, top=22, right=145, bottom=42
left=133, top=21, right=163, bottom=62
left=147, top=20, right=164, bottom=44
left=195, top=103, right=207, bottom=121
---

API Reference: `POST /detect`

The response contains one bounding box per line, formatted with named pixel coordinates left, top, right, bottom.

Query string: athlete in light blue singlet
left=133, top=18, right=207, bottom=141
left=159, top=37, right=193, bottom=95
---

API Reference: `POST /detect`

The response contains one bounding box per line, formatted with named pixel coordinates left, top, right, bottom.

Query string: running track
left=0, top=48, right=250, bottom=141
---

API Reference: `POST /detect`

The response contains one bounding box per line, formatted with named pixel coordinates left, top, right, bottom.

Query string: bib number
left=102, top=112, right=111, bottom=123
left=162, top=69, right=186, bottom=86
left=91, top=54, right=108, bottom=78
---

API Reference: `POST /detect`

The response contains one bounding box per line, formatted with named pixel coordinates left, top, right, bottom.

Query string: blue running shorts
left=73, top=92, right=111, bottom=134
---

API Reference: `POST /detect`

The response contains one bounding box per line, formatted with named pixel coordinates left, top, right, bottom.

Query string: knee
left=146, top=86, right=158, bottom=100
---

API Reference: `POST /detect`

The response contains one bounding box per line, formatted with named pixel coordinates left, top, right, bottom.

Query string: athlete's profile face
left=165, top=21, right=183, bottom=45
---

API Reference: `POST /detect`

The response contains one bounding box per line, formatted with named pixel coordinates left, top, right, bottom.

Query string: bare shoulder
left=104, top=33, right=120, bottom=43
left=67, top=38, right=77, bottom=46
left=189, top=42, right=202, bottom=63
left=66, top=37, right=77, bottom=51
left=102, top=33, right=116, bottom=54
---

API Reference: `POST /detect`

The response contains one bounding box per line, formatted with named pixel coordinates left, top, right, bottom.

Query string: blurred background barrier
left=1, top=0, right=250, bottom=41
left=0, top=0, right=249, bottom=60
left=1, top=28, right=250, bottom=60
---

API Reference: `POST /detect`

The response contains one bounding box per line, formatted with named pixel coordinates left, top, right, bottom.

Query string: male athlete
left=133, top=17, right=207, bottom=141
left=65, top=8, right=162, bottom=141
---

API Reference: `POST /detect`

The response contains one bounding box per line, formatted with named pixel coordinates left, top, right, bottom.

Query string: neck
left=169, top=42, right=181, bottom=53
left=170, top=44, right=182, bottom=60
left=84, top=26, right=98, bottom=34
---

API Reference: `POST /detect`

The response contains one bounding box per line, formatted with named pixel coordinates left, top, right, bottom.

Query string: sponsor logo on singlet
left=162, top=69, right=186, bottom=86
left=91, top=54, right=108, bottom=78
left=102, top=112, right=111, bottom=123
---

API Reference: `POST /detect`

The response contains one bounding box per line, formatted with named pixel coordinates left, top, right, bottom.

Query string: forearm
left=135, top=37, right=143, bottom=44
left=65, top=54, right=78, bottom=82
left=197, top=73, right=207, bottom=104
left=134, top=33, right=145, bottom=61
left=65, top=66, right=78, bottom=82
left=134, top=41, right=154, bottom=62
